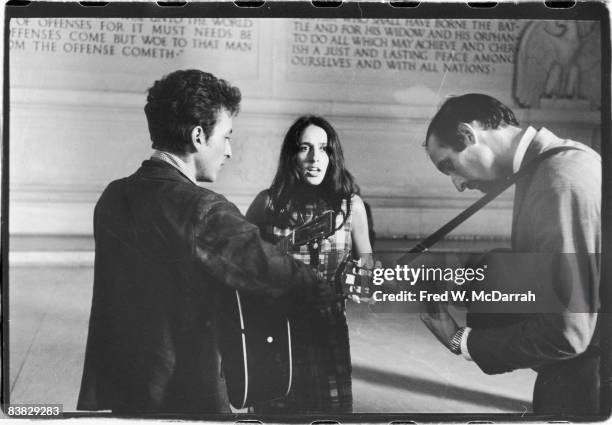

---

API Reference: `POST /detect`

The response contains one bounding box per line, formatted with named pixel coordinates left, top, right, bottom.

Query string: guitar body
left=218, top=291, right=292, bottom=409
left=216, top=211, right=335, bottom=409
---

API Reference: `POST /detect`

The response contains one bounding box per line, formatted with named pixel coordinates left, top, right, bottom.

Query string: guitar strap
left=409, top=145, right=581, bottom=253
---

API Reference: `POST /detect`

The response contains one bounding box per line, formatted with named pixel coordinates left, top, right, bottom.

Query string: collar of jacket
left=137, top=159, right=197, bottom=185
left=518, top=127, right=564, bottom=171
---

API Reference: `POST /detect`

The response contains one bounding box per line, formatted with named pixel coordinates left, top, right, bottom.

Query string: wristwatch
left=449, top=327, right=465, bottom=355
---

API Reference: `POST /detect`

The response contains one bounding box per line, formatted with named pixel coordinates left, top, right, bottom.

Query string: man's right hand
left=420, top=302, right=460, bottom=350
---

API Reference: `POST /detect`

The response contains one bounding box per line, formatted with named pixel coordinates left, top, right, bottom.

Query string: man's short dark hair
left=425, top=93, right=519, bottom=151
left=144, top=69, right=241, bottom=153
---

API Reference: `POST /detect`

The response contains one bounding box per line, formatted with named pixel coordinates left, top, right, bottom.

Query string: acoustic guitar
left=217, top=210, right=336, bottom=409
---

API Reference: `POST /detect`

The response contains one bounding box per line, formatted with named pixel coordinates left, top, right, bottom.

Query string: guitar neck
left=275, top=210, right=335, bottom=254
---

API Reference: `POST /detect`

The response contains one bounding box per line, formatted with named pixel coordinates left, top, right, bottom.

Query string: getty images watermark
left=370, top=264, right=535, bottom=303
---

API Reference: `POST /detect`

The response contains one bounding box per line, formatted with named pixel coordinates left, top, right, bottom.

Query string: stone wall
left=9, top=18, right=601, bottom=241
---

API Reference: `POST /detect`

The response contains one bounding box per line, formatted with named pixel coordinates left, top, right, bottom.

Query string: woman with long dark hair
left=246, top=115, right=373, bottom=413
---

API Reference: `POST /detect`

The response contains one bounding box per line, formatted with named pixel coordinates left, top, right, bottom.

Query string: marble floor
left=8, top=264, right=535, bottom=417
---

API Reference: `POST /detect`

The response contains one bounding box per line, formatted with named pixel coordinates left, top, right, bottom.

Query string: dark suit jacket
left=77, top=159, right=319, bottom=414
left=467, top=129, right=600, bottom=377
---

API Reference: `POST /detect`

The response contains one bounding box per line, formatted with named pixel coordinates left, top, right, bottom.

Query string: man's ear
left=457, top=122, right=477, bottom=146
left=191, top=126, right=205, bottom=147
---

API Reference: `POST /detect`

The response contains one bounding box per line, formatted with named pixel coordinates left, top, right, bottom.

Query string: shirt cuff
left=460, top=327, right=472, bottom=361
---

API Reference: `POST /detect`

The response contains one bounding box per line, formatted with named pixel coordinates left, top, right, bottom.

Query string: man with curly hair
left=77, top=70, right=321, bottom=414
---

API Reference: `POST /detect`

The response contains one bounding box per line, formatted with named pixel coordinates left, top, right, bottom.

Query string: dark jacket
left=77, top=160, right=318, bottom=414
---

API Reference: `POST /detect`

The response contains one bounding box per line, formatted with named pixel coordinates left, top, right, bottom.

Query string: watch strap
left=449, top=327, right=465, bottom=355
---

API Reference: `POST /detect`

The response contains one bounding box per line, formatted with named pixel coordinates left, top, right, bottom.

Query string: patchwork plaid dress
left=254, top=198, right=354, bottom=414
